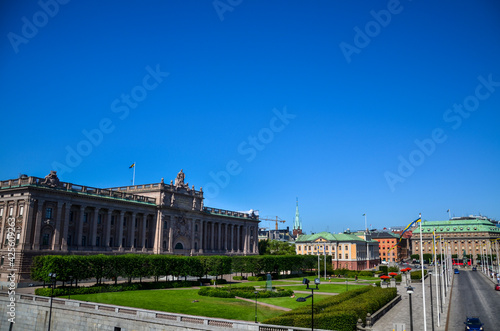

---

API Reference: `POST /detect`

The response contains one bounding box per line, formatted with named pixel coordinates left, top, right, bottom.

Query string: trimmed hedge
left=233, top=276, right=244, bottom=280
left=198, top=286, right=293, bottom=299
left=35, top=280, right=197, bottom=297
left=247, top=276, right=265, bottom=281
left=264, top=286, right=397, bottom=331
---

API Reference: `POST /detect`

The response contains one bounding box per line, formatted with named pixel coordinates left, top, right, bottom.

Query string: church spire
left=293, top=197, right=302, bottom=237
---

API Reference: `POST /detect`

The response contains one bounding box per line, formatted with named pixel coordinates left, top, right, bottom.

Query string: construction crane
left=260, top=216, right=286, bottom=230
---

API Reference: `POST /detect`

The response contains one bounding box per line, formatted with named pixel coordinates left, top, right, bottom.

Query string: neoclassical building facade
left=411, top=217, right=500, bottom=263
left=295, top=230, right=380, bottom=270
left=0, top=170, right=259, bottom=284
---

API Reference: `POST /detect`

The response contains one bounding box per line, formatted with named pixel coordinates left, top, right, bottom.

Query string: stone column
left=253, top=225, right=258, bottom=253
left=130, top=212, right=136, bottom=251
left=52, top=203, right=64, bottom=250
left=168, top=217, right=174, bottom=252
left=211, top=222, right=215, bottom=252
left=20, top=199, right=35, bottom=251
left=153, top=210, right=163, bottom=254
left=223, top=224, right=227, bottom=252
left=141, top=214, right=147, bottom=251
left=236, top=225, right=241, bottom=253
left=118, top=211, right=125, bottom=251
left=91, top=208, right=99, bottom=248
left=191, top=219, right=195, bottom=255
left=218, top=222, right=222, bottom=252
left=243, top=225, right=248, bottom=254
left=32, top=200, right=45, bottom=250
left=230, top=224, right=234, bottom=252
left=77, top=206, right=86, bottom=249
left=61, top=204, right=71, bottom=251
left=104, top=210, right=111, bottom=250
left=199, top=220, right=204, bottom=253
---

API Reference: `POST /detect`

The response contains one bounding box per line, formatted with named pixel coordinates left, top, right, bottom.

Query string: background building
left=295, top=230, right=379, bottom=270
left=0, top=170, right=259, bottom=285
left=411, top=216, right=500, bottom=264
left=371, top=231, right=401, bottom=263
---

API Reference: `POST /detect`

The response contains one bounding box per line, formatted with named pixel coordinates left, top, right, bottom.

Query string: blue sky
left=1, top=0, right=499, bottom=233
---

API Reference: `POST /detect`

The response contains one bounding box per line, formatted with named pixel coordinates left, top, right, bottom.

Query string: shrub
left=210, top=279, right=227, bottom=285
left=233, top=276, right=244, bottom=280
left=264, top=286, right=397, bottom=331
left=247, top=276, right=265, bottom=281
left=198, top=286, right=293, bottom=299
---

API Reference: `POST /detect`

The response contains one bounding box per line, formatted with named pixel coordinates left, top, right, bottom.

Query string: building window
left=338, top=253, right=341, bottom=259
left=194, top=242, right=198, bottom=250
left=0, top=208, right=3, bottom=217
left=69, top=211, right=74, bottom=222
left=98, top=214, right=102, bottom=224
left=19, top=206, right=24, bottom=216
left=9, top=207, right=14, bottom=216
left=42, top=233, right=50, bottom=246
left=96, top=237, right=100, bottom=247
left=82, top=236, right=87, bottom=246
left=123, top=217, right=126, bottom=226
left=68, top=235, right=72, bottom=246
left=345, top=245, right=348, bottom=251
left=45, top=208, right=52, bottom=219
left=84, top=212, right=88, bottom=223
left=109, top=238, right=114, bottom=247
left=175, top=242, right=183, bottom=249
left=345, top=254, right=348, bottom=259
left=135, top=218, right=138, bottom=228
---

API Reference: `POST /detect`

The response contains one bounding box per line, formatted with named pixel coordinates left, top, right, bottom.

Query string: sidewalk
left=371, top=273, right=452, bottom=331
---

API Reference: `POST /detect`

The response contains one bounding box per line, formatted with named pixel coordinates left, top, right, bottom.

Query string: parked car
left=464, top=316, right=483, bottom=330
left=472, top=267, right=477, bottom=271
left=454, top=268, right=460, bottom=274
left=495, top=284, right=500, bottom=291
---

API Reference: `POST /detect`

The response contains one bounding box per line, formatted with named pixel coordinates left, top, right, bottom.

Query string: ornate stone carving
left=170, top=193, right=175, bottom=207
left=174, top=217, right=190, bottom=237
left=42, top=171, right=61, bottom=188
left=174, top=169, right=185, bottom=186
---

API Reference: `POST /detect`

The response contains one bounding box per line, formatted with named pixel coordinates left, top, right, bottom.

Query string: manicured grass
left=66, top=289, right=283, bottom=322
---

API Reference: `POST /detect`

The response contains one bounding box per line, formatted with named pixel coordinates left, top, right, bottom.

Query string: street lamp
left=48, top=272, right=57, bottom=331
left=68, top=276, right=72, bottom=300
left=296, top=278, right=320, bottom=331
left=407, top=286, right=414, bottom=331
left=254, top=291, right=258, bottom=323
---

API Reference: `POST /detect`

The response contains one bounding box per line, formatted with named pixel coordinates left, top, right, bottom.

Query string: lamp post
left=407, top=286, right=414, bottom=331
left=68, top=276, right=72, bottom=300
left=296, top=278, right=320, bottom=331
left=254, top=291, right=258, bottom=323
left=48, top=272, right=57, bottom=331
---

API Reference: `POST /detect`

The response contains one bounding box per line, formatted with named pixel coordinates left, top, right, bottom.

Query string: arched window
left=175, top=242, right=184, bottom=249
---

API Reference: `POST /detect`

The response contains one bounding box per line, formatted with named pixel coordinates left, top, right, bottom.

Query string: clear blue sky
left=1, top=0, right=499, bottom=233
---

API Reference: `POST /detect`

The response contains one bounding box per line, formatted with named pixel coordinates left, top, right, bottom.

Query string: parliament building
left=0, top=170, right=259, bottom=285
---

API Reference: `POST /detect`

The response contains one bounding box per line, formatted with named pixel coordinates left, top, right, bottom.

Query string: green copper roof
left=420, top=219, right=500, bottom=233
left=296, top=231, right=368, bottom=243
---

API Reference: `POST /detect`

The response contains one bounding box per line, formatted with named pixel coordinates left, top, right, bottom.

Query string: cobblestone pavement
left=371, top=273, right=451, bottom=331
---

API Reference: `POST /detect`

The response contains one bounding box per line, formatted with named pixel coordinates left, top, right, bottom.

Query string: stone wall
left=0, top=292, right=325, bottom=331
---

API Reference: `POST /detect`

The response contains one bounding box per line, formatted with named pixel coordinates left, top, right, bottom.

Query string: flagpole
left=447, top=209, right=451, bottom=219
left=132, top=162, right=136, bottom=186
left=364, top=214, right=367, bottom=231
left=419, top=213, right=427, bottom=331
left=433, top=233, right=440, bottom=326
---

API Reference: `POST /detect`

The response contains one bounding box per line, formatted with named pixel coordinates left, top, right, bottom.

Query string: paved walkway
left=371, top=273, right=452, bottom=331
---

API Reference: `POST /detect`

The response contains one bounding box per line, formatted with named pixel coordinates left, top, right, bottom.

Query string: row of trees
left=31, top=254, right=328, bottom=285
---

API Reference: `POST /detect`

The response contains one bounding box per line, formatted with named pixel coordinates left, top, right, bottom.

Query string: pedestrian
left=328, top=277, right=331, bottom=282
left=355, top=275, right=358, bottom=282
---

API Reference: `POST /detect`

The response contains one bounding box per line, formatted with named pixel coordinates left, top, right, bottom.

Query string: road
left=447, top=269, right=500, bottom=330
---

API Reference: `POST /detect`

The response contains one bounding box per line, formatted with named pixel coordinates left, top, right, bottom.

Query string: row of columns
left=197, top=220, right=258, bottom=254
left=26, top=200, right=154, bottom=251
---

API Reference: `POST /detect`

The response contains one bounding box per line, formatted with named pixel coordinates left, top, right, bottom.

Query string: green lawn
left=66, top=289, right=284, bottom=322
